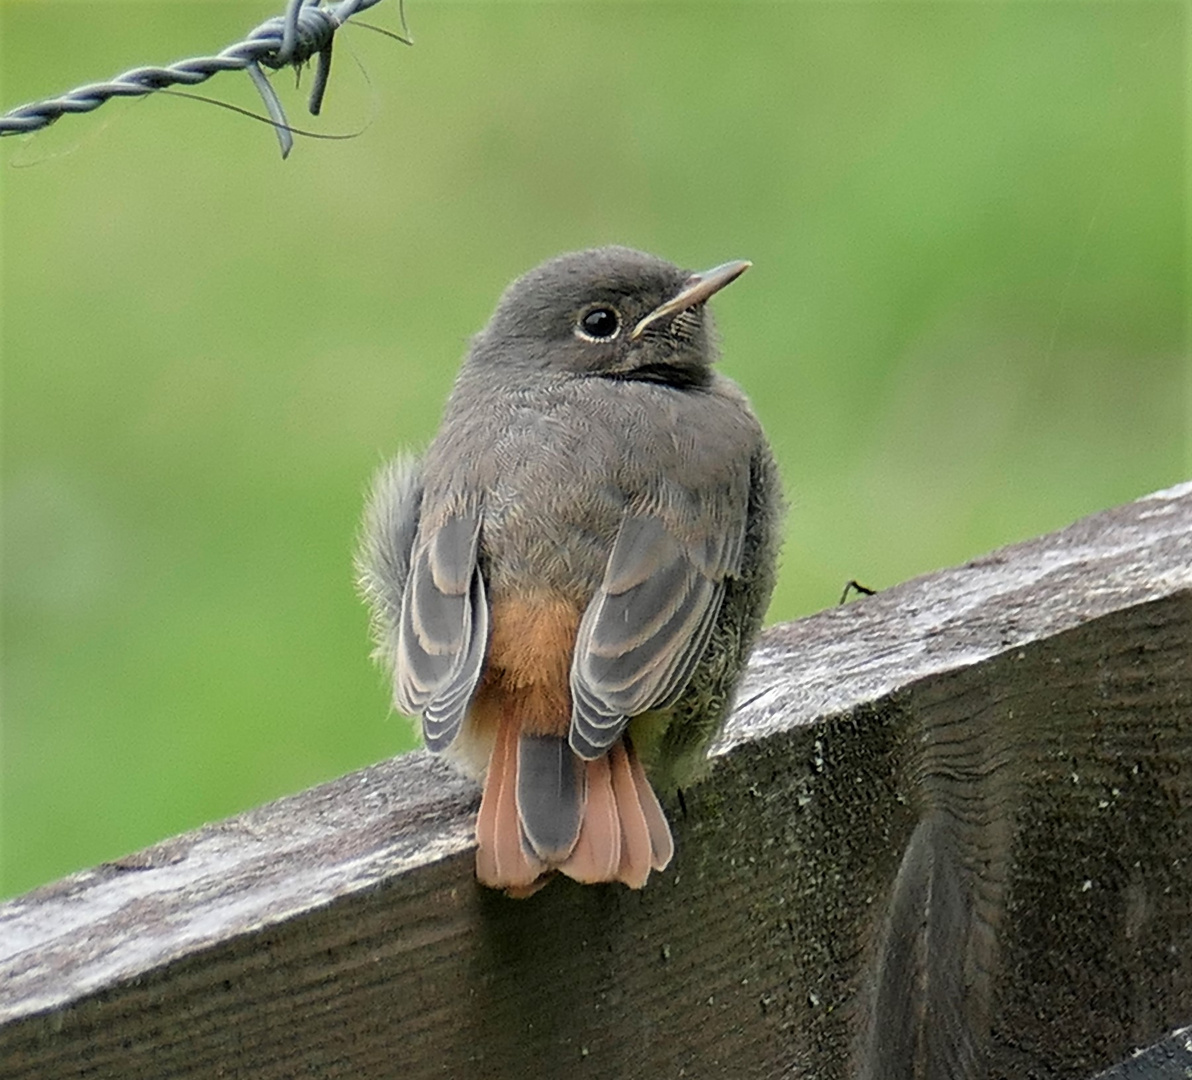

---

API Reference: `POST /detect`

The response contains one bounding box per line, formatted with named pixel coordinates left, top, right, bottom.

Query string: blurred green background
left=0, top=1, right=1185, bottom=899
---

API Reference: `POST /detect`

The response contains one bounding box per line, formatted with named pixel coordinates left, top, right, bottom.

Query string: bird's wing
left=569, top=509, right=745, bottom=759
left=396, top=504, right=489, bottom=752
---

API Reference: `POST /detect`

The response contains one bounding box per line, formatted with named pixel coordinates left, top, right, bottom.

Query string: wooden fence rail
left=2, top=483, right=1191, bottom=1079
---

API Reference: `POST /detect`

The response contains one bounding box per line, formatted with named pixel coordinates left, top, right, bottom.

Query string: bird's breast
left=424, top=374, right=759, bottom=598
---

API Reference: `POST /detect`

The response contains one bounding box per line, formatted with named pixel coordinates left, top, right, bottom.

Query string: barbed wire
left=0, top=0, right=410, bottom=159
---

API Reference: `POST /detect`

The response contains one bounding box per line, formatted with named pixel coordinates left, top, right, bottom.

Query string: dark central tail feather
left=516, top=735, right=585, bottom=862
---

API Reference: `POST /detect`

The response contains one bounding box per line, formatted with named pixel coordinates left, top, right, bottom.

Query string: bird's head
left=471, top=246, right=750, bottom=390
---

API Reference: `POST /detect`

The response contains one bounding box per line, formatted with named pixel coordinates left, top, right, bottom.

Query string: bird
left=357, top=246, right=781, bottom=895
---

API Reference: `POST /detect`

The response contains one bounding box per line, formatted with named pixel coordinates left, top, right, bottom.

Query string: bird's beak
left=630, top=259, right=751, bottom=341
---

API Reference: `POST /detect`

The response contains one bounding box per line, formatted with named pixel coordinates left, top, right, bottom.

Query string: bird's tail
left=557, top=737, right=674, bottom=889
left=475, top=707, right=674, bottom=894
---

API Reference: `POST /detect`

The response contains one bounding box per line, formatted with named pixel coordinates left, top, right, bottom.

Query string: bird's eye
left=576, top=306, right=621, bottom=341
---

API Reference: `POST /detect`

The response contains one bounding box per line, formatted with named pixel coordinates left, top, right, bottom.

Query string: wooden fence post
left=2, top=483, right=1190, bottom=1079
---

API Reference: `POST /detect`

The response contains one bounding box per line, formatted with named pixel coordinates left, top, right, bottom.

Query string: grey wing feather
left=396, top=505, right=488, bottom=752
left=650, top=585, right=725, bottom=709
left=356, top=457, right=488, bottom=751
left=570, top=512, right=743, bottom=759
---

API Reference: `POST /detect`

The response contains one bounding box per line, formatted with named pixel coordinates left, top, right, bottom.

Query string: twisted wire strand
left=0, top=0, right=402, bottom=159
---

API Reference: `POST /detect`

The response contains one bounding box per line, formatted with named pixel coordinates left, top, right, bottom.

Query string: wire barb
left=0, top=0, right=407, bottom=159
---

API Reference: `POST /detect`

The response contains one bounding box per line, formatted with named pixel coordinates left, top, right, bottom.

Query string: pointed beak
left=630, top=259, right=751, bottom=341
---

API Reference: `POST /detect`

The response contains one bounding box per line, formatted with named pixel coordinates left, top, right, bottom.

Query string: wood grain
left=2, top=483, right=1190, bottom=1079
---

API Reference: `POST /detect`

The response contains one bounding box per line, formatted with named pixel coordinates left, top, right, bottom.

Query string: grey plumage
left=640, top=441, right=782, bottom=792
left=395, top=506, right=489, bottom=752
left=355, top=454, right=422, bottom=678
left=570, top=510, right=738, bottom=759
left=357, top=246, right=782, bottom=890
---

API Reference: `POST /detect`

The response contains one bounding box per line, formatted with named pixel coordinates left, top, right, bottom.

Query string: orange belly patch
left=481, top=594, right=581, bottom=737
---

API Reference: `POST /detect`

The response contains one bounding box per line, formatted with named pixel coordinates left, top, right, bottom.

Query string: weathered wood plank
left=1090, top=1024, right=1192, bottom=1079
left=2, top=483, right=1190, bottom=1079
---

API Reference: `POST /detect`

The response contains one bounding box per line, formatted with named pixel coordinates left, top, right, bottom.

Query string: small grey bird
left=357, top=246, right=781, bottom=894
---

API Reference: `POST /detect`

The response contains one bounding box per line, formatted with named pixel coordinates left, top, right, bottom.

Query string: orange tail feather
left=476, top=709, right=546, bottom=890
left=608, top=740, right=653, bottom=889
left=628, top=743, right=675, bottom=871
left=559, top=752, right=620, bottom=884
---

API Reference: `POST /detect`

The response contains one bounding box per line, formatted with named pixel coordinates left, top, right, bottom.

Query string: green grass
left=1, top=1, right=1186, bottom=899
